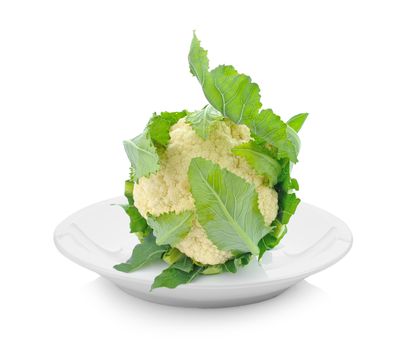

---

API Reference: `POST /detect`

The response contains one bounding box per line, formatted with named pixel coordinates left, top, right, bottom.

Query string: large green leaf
left=186, top=105, right=223, bottom=139
left=232, top=141, right=282, bottom=186
left=151, top=265, right=202, bottom=290
left=123, top=130, right=160, bottom=181
left=188, top=157, right=271, bottom=255
left=147, top=211, right=194, bottom=246
left=113, top=234, right=168, bottom=273
left=189, top=34, right=261, bottom=124
left=188, top=33, right=298, bottom=163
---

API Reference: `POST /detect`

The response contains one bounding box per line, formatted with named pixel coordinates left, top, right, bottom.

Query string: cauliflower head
left=133, top=117, right=278, bottom=265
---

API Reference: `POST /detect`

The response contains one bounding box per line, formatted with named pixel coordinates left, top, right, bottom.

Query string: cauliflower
left=133, top=117, right=278, bottom=265
left=115, top=33, right=305, bottom=290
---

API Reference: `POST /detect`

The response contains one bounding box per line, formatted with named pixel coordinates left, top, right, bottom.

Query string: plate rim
left=54, top=197, right=353, bottom=290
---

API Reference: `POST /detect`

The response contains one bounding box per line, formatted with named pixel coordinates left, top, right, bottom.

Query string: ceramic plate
left=54, top=197, right=352, bottom=308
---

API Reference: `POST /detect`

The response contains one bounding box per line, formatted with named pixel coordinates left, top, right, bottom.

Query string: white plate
left=54, top=197, right=352, bottom=308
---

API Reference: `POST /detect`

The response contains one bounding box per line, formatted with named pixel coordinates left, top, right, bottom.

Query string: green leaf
left=186, top=105, right=224, bottom=139
left=232, top=141, right=282, bottom=186
left=147, top=110, right=188, bottom=147
left=123, top=130, right=160, bottom=181
left=188, top=157, right=271, bottom=255
left=205, top=65, right=262, bottom=123
left=201, top=265, right=223, bottom=275
left=124, top=110, right=187, bottom=181
left=162, top=247, right=184, bottom=265
left=235, top=252, right=253, bottom=267
left=118, top=180, right=151, bottom=239
left=151, top=265, right=203, bottom=290
left=172, top=255, right=194, bottom=273
left=276, top=162, right=301, bottom=224
left=276, top=159, right=292, bottom=184
left=188, top=32, right=209, bottom=87
left=114, top=234, right=168, bottom=273
left=119, top=204, right=149, bottom=234
left=246, top=109, right=298, bottom=163
left=202, top=252, right=253, bottom=275
left=258, top=234, right=277, bottom=258
left=189, top=34, right=261, bottom=124
left=223, top=259, right=237, bottom=273
left=287, top=113, right=308, bottom=133
left=225, top=252, right=253, bottom=272
left=124, top=179, right=135, bottom=205
left=290, top=178, right=299, bottom=191
left=147, top=210, right=194, bottom=246
left=258, top=160, right=301, bottom=259
left=188, top=34, right=300, bottom=164
left=258, top=222, right=287, bottom=259
left=278, top=192, right=301, bottom=225
left=286, top=125, right=301, bottom=155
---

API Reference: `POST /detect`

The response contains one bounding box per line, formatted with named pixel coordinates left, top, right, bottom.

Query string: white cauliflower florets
left=133, top=118, right=278, bottom=265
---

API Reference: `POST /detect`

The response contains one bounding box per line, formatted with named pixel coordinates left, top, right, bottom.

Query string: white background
left=1, top=0, right=411, bottom=348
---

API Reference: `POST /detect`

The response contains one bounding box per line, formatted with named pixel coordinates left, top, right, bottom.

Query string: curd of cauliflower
left=133, top=117, right=278, bottom=265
